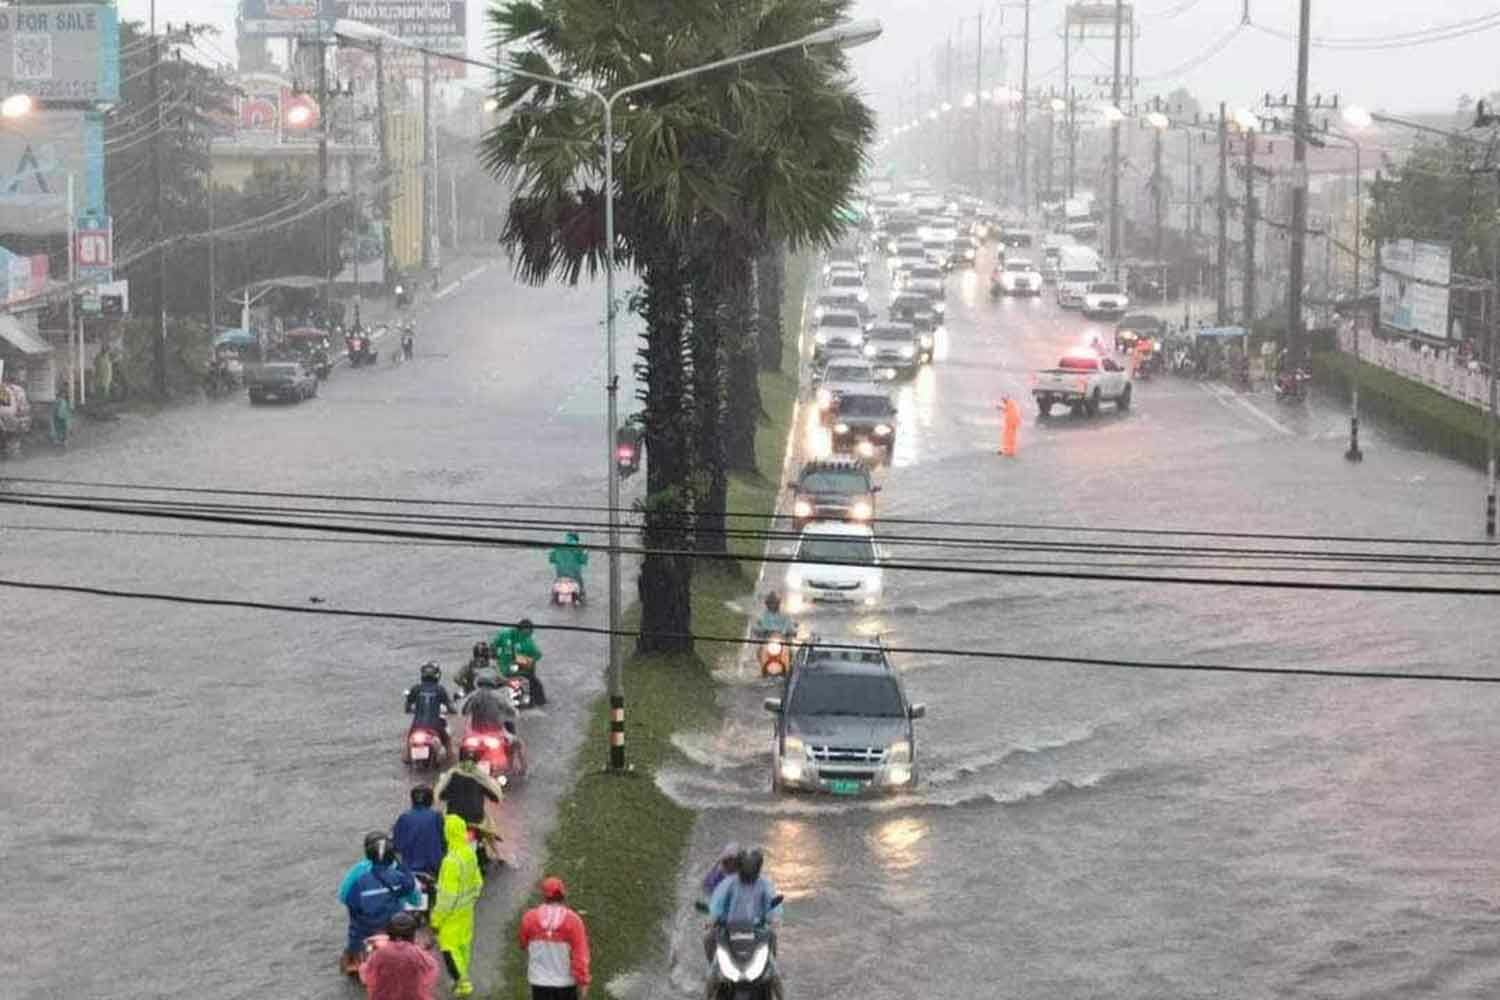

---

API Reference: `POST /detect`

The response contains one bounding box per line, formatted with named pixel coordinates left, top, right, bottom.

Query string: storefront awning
left=0, top=314, right=51, bottom=355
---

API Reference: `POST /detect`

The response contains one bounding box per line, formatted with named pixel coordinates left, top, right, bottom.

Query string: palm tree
left=756, top=243, right=787, bottom=372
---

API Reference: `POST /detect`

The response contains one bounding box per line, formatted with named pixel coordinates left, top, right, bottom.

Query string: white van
left=1056, top=245, right=1102, bottom=309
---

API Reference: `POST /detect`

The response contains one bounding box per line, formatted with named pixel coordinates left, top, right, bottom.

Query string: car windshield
left=869, top=328, right=913, bottom=342
left=1063, top=269, right=1099, bottom=282
left=837, top=394, right=895, bottom=417
left=822, top=313, right=860, bottom=328
left=831, top=276, right=862, bottom=288
left=909, top=266, right=942, bottom=280
left=891, top=296, right=932, bottom=311
left=1005, top=261, right=1034, bottom=272
left=788, top=673, right=906, bottom=718
left=798, top=533, right=876, bottom=564
left=799, top=470, right=870, bottom=493
left=1089, top=283, right=1123, bottom=294
left=825, top=365, right=874, bottom=382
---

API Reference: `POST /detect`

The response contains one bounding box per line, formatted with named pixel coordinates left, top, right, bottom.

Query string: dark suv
left=787, top=458, right=879, bottom=531
left=830, top=392, right=898, bottom=458
left=765, top=637, right=925, bottom=795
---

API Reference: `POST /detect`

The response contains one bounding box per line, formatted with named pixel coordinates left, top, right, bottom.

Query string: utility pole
left=1068, top=86, right=1078, bottom=198
left=1152, top=120, right=1164, bottom=279
left=975, top=9, right=983, bottom=191
left=1242, top=127, right=1257, bottom=327
left=1020, top=0, right=1031, bottom=210
left=207, top=182, right=215, bottom=333
left=317, top=37, right=332, bottom=322
left=421, top=51, right=432, bottom=280
left=1286, top=0, right=1313, bottom=358
left=1063, top=24, right=1073, bottom=197
left=1217, top=102, right=1229, bottom=324
left=1108, top=0, right=1123, bottom=275
left=150, top=0, right=166, bottom=397
left=375, top=42, right=392, bottom=290
left=944, top=34, right=954, bottom=189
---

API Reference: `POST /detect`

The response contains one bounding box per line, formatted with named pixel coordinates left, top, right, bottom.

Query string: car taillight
left=410, top=731, right=431, bottom=744
left=617, top=445, right=635, bottom=460
left=482, top=737, right=502, bottom=750
left=766, top=640, right=784, bottom=656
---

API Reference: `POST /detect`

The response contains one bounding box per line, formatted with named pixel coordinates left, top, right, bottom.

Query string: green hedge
left=1312, top=350, right=1497, bottom=468
left=494, top=253, right=808, bottom=998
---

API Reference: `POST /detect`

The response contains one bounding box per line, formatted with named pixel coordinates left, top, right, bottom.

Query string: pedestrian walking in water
left=50, top=389, right=71, bottom=448
left=999, top=396, right=1021, bottom=457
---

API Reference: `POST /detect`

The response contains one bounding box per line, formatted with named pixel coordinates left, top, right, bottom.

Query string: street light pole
left=333, top=16, right=883, bottom=771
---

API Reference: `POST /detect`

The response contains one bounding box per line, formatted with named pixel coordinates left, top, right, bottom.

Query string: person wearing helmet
left=463, top=669, right=517, bottom=732
left=491, top=620, right=546, bottom=706
left=752, top=592, right=795, bottom=639
left=391, top=785, right=445, bottom=881
left=706, top=848, right=784, bottom=1000
left=337, top=832, right=419, bottom=976
left=456, top=642, right=493, bottom=695
left=359, top=910, right=438, bottom=1000
left=700, top=843, right=741, bottom=961
left=548, top=531, right=590, bottom=599
left=405, top=662, right=456, bottom=756
left=434, top=743, right=508, bottom=871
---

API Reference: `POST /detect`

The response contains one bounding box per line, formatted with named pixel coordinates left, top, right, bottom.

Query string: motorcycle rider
left=431, top=813, right=484, bottom=998
left=359, top=911, right=437, bottom=1000
left=700, top=843, right=741, bottom=961
left=751, top=592, right=794, bottom=639
left=548, top=532, right=589, bottom=601
left=492, top=619, right=546, bottom=707
left=705, top=848, right=784, bottom=1000
left=405, top=662, right=456, bottom=757
left=456, top=642, right=493, bottom=695
left=391, top=785, right=446, bottom=883
left=338, top=832, right=419, bottom=976
left=434, top=743, right=507, bottom=864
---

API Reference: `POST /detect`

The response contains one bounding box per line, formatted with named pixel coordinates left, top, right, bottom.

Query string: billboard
left=335, top=1, right=467, bottom=78
left=0, top=111, right=104, bottom=236
left=239, top=0, right=336, bottom=39
left=1379, top=239, right=1452, bottom=340
left=0, top=5, right=118, bottom=104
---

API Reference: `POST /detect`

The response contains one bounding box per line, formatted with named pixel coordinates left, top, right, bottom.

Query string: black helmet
left=472, top=642, right=490, bottom=661
left=736, top=847, right=764, bottom=882
left=764, top=592, right=782, bottom=612
left=386, top=911, right=418, bottom=941
left=475, top=670, right=500, bottom=689
left=518, top=618, right=535, bottom=634
left=410, top=785, right=434, bottom=808
left=459, top=743, right=480, bottom=763
left=420, top=661, right=441, bottom=683
left=364, top=831, right=394, bottom=865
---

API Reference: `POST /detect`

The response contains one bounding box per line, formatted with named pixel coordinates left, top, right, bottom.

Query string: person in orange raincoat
left=999, top=396, right=1021, bottom=456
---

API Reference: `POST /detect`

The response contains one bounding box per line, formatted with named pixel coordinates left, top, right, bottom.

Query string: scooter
left=460, top=729, right=512, bottom=779
left=404, top=725, right=449, bottom=770
left=551, top=576, right=584, bottom=607
left=758, top=633, right=791, bottom=677
left=506, top=674, right=535, bottom=711
left=696, top=896, right=786, bottom=1000
left=346, top=335, right=378, bottom=367
left=1275, top=367, right=1311, bottom=403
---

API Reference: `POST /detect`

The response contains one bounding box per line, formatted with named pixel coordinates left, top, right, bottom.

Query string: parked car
left=247, top=360, right=319, bottom=404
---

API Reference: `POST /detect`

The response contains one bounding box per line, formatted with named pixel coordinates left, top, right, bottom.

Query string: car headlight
left=850, top=500, right=873, bottom=520
left=863, top=344, right=878, bottom=357
left=716, top=948, right=744, bottom=983
left=783, top=735, right=806, bottom=757
left=834, top=422, right=850, bottom=434
left=856, top=289, right=869, bottom=303
left=815, top=332, right=829, bottom=345
left=934, top=302, right=946, bottom=315
left=814, top=306, right=827, bottom=320
left=934, top=326, right=947, bottom=338
left=899, top=345, right=915, bottom=359
left=816, top=388, right=832, bottom=409
left=887, top=739, right=912, bottom=763
left=874, top=423, right=893, bottom=436
left=920, top=333, right=934, bottom=349
left=742, top=945, right=771, bottom=983
left=792, top=499, right=813, bottom=518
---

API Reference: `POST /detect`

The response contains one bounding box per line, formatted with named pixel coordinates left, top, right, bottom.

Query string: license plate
left=410, top=746, right=429, bottom=761
left=829, top=779, right=864, bottom=796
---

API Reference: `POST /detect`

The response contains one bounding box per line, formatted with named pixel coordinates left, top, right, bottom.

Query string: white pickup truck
left=1032, top=353, right=1133, bottom=417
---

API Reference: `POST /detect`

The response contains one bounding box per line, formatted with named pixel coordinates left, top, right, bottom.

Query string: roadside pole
left=1242, top=126, right=1256, bottom=328
left=318, top=37, right=332, bottom=321
left=1489, top=227, right=1498, bottom=538
left=1020, top=0, right=1031, bottom=210
left=1217, top=103, right=1229, bottom=325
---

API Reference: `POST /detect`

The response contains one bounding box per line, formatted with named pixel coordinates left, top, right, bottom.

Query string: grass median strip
left=494, top=254, right=809, bottom=997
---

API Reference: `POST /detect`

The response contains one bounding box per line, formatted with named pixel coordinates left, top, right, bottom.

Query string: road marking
left=433, top=263, right=493, bottom=301
left=1199, top=382, right=1292, bottom=436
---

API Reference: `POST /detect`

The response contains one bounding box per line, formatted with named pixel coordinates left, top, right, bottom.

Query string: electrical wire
left=1250, top=13, right=1500, bottom=50
left=5, top=492, right=1500, bottom=597
left=1, top=576, right=1498, bottom=688
left=1139, top=24, right=1244, bottom=82
left=5, top=475, right=1494, bottom=549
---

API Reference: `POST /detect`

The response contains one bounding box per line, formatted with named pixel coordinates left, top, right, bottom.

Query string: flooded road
left=0, top=261, right=637, bottom=998
left=652, top=249, right=1500, bottom=999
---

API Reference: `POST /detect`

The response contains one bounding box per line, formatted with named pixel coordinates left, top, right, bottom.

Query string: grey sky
left=121, top=0, right=1499, bottom=116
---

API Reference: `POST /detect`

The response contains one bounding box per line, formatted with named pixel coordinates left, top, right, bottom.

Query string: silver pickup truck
left=1032, top=353, right=1133, bottom=417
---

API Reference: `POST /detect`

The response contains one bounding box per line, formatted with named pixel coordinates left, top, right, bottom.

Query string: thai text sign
left=336, top=1, right=466, bottom=77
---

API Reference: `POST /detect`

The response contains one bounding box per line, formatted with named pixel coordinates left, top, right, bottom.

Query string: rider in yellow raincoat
left=431, top=812, right=484, bottom=997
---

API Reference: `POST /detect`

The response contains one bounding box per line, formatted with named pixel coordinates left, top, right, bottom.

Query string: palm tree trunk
left=635, top=233, right=694, bottom=654
left=688, top=241, right=731, bottom=563
left=725, top=249, right=761, bottom=473
left=756, top=243, right=786, bottom=372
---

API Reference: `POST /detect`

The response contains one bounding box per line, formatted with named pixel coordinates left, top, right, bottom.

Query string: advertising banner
left=0, top=5, right=119, bottom=103
left=0, top=111, right=105, bottom=236
left=335, top=1, right=467, bottom=78
left=75, top=217, right=111, bottom=281
left=1379, top=239, right=1452, bottom=340
left=239, top=0, right=336, bottom=39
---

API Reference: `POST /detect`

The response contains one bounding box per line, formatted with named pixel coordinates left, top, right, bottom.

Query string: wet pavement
left=0, top=259, right=640, bottom=998
left=647, top=247, right=1500, bottom=999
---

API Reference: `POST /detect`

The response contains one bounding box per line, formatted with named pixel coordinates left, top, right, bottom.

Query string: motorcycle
left=509, top=655, right=546, bottom=708
left=1275, top=367, right=1312, bottom=403
left=460, top=725, right=528, bottom=781
left=506, top=674, right=538, bottom=711
left=696, top=896, right=786, bottom=1000
left=404, top=725, right=448, bottom=770
left=758, top=633, right=791, bottom=677
left=310, top=348, right=333, bottom=380
left=346, top=334, right=378, bottom=367
left=551, top=576, right=584, bottom=608
left=616, top=439, right=640, bottom=478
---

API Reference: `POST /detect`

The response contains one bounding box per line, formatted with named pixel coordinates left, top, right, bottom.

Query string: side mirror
left=763, top=698, right=783, bottom=714
left=909, top=703, right=927, bottom=719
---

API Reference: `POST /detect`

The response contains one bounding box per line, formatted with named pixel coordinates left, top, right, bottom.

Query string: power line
left=5, top=475, right=1495, bottom=549
left=1250, top=13, right=1500, bottom=50
left=1, top=576, right=1498, bottom=688
left=1139, top=24, right=1244, bottom=82
left=6, top=492, right=1500, bottom=597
